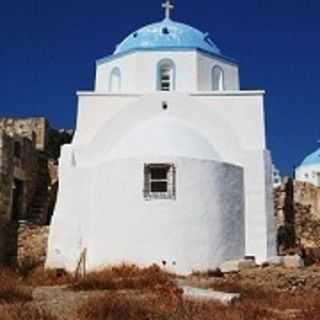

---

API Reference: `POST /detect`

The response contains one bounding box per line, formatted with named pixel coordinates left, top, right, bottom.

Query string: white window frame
left=157, top=59, right=176, bottom=91
left=109, top=67, right=121, bottom=93
left=212, top=65, right=224, bottom=91
left=144, top=163, right=176, bottom=200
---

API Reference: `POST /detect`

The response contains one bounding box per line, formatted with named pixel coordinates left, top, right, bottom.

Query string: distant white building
left=46, top=1, right=276, bottom=274
left=296, top=144, right=320, bottom=187
left=272, top=165, right=282, bottom=188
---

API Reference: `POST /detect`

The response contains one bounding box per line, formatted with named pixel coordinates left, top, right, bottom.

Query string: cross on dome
left=162, top=0, right=174, bottom=19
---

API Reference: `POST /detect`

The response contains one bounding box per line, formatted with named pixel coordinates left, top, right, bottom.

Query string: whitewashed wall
left=95, top=51, right=239, bottom=94
left=46, top=156, right=245, bottom=275
left=196, top=53, right=239, bottom=91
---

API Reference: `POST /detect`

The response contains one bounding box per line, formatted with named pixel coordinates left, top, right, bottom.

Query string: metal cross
left=162, top=0, right=174, bottom=19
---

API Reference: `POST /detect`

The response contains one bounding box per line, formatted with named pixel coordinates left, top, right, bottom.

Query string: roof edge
left=96, top=47, right=237, bottom=66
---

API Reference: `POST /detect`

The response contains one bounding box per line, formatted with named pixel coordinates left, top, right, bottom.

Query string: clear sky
left=0, top=0, right=319, bottom=176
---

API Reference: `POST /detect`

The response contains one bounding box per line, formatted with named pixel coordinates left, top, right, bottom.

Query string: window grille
left=144, top=163, right=176, bottom=200
left=158, top=60, right=175, bottom=91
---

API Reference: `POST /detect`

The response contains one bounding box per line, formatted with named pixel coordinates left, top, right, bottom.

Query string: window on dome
left=109, top=67, right=121, bottom=93
left=212, top=66, right=224, bottom=91
left=158, top=60, right=175, bottom=91
left=144, top=163, right=176, bottom=200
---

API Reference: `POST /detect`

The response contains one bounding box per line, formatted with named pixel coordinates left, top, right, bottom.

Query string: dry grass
left=2, top=264, right=320, bottom=319
left=0, top=304, right=57, bottom=320
left=0, top=269, right=32, bottom=304
left=71, top=264, right=177, bottom=292
left=76, top=286, right=320, bottom=320
left=76, top=268, right=320, bottom=320
left=76, top=292, right=280, bottom=320
left=207, top=280, right=320, bottom=320
left=23, top=266, right=73, bottom=287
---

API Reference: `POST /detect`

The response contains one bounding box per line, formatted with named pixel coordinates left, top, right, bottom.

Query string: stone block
left=220, top=259, right=256, bottom=273
left=268, top=256, right=283, bottom=266
left=283, top=255, right=304, bottom=268
left=182, top=286, right=240, bottom=305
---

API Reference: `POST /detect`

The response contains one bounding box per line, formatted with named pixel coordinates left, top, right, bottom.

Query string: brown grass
left=71, top=264, right=177, bottom=292
left=208, top=280, right=320, bottom=320
left=76, top=292, right=281, bottom=320
left=76, top=290, right=320, bottom=320
left=23, top=266, right=73, bottom=287
left=76, top=273, right=320, bottom=320
left=0, top=269, right=32, bottom=304
left=2, top=264, right=320, bottom=319
left=0, top=304, right=57, bottom=320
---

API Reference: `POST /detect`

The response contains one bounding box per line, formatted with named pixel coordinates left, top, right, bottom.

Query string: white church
left=46, top=1, right=276, bottom=274
left=295, top=143, right=320, bottom=187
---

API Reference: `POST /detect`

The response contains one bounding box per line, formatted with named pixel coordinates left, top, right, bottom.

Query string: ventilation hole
left=162, top=102, right=168, bottom=110
left=133, top=32, right=138, bottom=38
left=172, top=261, right=176, bottom=266
left=162, top=27, right=170, bottom=35
left=162, top=260, right=167, bottom=266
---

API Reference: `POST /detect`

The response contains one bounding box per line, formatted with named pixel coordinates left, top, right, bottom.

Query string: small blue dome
left=300, top=147, right=320, bottom=166
left=114, top=18, right=221, bottom=56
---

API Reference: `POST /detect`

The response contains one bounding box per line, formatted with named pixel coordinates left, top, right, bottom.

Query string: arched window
left=157, top=59, right=175, bottom=91
left=109, top=67, right=121, bottom=92
left=212, top=66, right=224, bottom=91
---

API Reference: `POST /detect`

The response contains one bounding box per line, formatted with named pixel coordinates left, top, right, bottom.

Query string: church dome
left=114, top=18, right=221, bottom=56
left=300, top=147, right=320, bottom=167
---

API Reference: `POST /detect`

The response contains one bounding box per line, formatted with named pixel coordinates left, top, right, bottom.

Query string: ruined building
left=0, top=117, right=72, bottom=265
left=274, top=178, right=320, bottom=262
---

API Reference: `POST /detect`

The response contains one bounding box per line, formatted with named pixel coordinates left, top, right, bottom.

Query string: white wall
left=197, top=53, right=239, bottom=91
left=46, top=157, right=245, bottom=274
left=73, top=94, right=139, bottom=146
left=96, top=51, right=198, bottom=93
left=95, top=51, right=238, bottom=94
left=75, top=92, right=265, bottom=154
left=243, top=150, right=276, bottom=261
left=74, top=93, right=243, bottom=167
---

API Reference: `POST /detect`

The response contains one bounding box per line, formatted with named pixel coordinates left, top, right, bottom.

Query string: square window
left=144, top=163, right=176, bottom=200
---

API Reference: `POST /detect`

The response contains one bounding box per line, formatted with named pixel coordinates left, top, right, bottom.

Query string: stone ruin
left=0, top=117, right=72, bottom=266
left=274, top=178, right=320, bottom=263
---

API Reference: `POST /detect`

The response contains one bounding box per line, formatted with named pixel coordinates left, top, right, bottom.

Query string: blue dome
left=300, top=147, right=320, bottom=166
left=114, top=18, right=221, bottom=56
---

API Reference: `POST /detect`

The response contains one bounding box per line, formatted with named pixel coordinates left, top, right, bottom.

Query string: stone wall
left=294, top=182, right=320, bottom=219
left=16, top=223, right=49, bottom=267
left=0, top=222, right=49, bottom=266
left=0, top=117, right=74, bottom=267
left=0, top=132, right=14, bottom=222
left=0, top=117, right=48, bottom=151
left=0, top=130, right=43, bottom=223
left=274, top=179, right=320, bottom=258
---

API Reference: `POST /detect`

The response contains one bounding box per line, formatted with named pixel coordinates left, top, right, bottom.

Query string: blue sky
left=0, top=0, right=319, bottom=175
